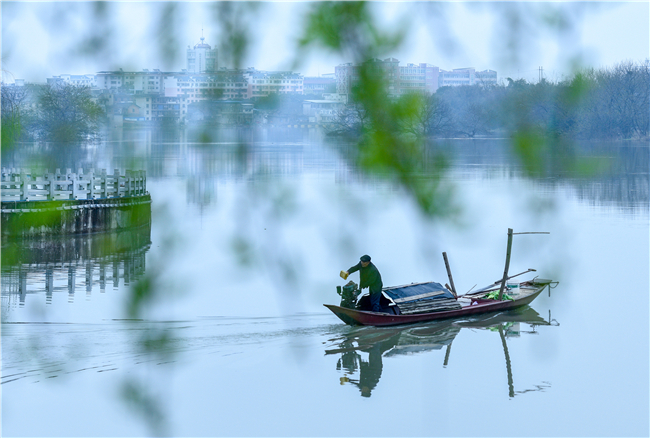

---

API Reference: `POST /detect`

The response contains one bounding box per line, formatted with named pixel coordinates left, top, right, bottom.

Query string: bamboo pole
left=498, top=228, right=514, bottom=300
left=498, top=325, right=515, bottom=398
left=442, top=252, right=457, bottom=298
left=443, top=342, right=453, bottom=367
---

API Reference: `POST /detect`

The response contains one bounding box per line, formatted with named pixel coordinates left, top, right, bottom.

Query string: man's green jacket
left=347, top=262, right=383, bottom=294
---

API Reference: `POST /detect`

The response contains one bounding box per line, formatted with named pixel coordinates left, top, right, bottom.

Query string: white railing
left=1, top=168, right=147, bottom=202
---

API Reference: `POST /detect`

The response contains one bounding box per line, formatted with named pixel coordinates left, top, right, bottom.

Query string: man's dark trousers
left=369, top=290, right=382, bottom=312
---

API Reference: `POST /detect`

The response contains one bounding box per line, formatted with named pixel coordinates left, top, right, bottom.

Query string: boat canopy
left=382, top=281, right=455, bottom=303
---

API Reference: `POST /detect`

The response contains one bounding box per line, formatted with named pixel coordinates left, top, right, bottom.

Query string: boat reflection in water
left=1, top=224, right=151, bottom=307
left=326, top=307, right=558, bottom=398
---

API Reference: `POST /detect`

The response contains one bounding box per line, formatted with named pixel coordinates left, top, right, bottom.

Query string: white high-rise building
left=187, top=35, right=218, bottom=74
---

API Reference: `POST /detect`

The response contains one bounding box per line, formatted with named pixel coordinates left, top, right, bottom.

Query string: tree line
left=327, top=60, right=649, bottom=141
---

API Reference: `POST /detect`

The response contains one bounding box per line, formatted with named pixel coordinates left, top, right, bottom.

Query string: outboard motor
left=337, top=281, right=360, bottom=309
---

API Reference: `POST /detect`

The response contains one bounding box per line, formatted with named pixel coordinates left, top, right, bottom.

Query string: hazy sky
left=2, top=1, right=648, bottom=84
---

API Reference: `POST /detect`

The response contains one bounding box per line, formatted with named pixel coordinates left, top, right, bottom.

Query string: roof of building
left=304, top=100, right=345, bottom=104
left=194, top=37, right=212, bottom=49
left=304, top=77, right=336, bottom=84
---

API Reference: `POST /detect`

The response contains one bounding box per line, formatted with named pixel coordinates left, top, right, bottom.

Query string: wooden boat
left=326, top=229, right=556, bottom=327
left=325, top=278, right=553, bottom=327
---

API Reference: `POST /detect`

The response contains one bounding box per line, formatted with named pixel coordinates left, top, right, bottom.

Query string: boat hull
left=324, top=284, right=547, bottom=327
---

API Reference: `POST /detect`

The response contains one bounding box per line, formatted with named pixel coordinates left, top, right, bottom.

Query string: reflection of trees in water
left=1, top=225, right=150, bottom=309
left=328, top=307, right=558, bottom=398
left=567, top=174, right=648, bottom=214
left=579, top=144, right=647, bottom=212
left=541, top=144, right=649, bottom=214
left=436, top=139, right=648, bottom=213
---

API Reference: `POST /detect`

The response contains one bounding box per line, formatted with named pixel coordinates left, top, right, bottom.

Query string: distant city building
left=244, top=69, right=304, bottom=98
left=335, top=58, right=398, bottom=97
left=187, top=35, right=218, bottom=73
left=123, top=103, right=144, bottom=122
left=47, top=74, right=96, bottom=87
left=151, top=95, right=182, bottom=121
left=438, top=68, right=474, bottom=87
left=133, top=95, right=154, bottom=121
left=162, top=68, right=304, bottom=102
left=303, top=93, right=348, bottom=124
left=186, top=100, right=254, bottom=125
left=398, top=63, right=440, bottom=94
left=438, top=68, right=497, bottom=87
left=1, top=79, right=26, bottom=87
left=303, top=76, right=336, bottom=95
left=95, top=69, right=164, bottom=94
left=92, top=67, right=305, bottom=123
left=336, top=60, right=497, bottom=96
left=475, top=69, right=498, bottom=86
left=335, top=59, right=440, bottom=97
left=178, top=72, right=249, bottom=113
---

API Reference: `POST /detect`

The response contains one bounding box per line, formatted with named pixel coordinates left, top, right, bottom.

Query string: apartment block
left=133, top=95, right=154, bottom=121
left=47, top=74, right=96, bottom=87
left=95, top=69, right=164, bottom=94
left=303, top=93, right=348, bottom=124
left=335, top=59, right=439, bottom=97
left=438, top=68, right=497, bottom=87
left=245, top=70, right=304, bottom=98
left=475, top=69, right=498, bottom=86
left=398, top=63, right=440, bottom=94
left=303, top=76, right=336, bottom=95
left=336, top=58, right=399, bottom=97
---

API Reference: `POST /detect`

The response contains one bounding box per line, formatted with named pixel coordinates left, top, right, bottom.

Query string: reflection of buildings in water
left=328, top=308, right=558, bottom=398
left=5, top=130, right=645, bottom=213
left=186, top=176, right=216, bottom=209
left=1, top=225, right=151, bottom=308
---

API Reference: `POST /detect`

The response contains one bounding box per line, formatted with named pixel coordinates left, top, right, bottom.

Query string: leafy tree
left=437, top=85, right=497, bottom=138
left=1, top=84, right=28, bottom=150
left=422, top=93, right=454, bottom=137
left=393, top=93, right=453, bottom=138
left=593, top=60, right=649, bottom=139
left=326, top=103, right=370, bottom=136
left=31, top=82, right=105, bottom=142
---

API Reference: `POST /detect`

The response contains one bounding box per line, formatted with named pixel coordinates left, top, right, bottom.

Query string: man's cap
left=360, top=255, right=371, bottom=262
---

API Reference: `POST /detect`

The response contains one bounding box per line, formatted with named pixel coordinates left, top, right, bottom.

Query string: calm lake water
left=2, top=127, right=648, bottom=437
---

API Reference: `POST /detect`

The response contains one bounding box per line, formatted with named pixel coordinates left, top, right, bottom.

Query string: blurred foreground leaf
left=299, top=2, right=453, bottom=217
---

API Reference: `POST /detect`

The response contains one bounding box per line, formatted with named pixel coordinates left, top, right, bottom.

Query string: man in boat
left=343, top=255, right=384, bottom=313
